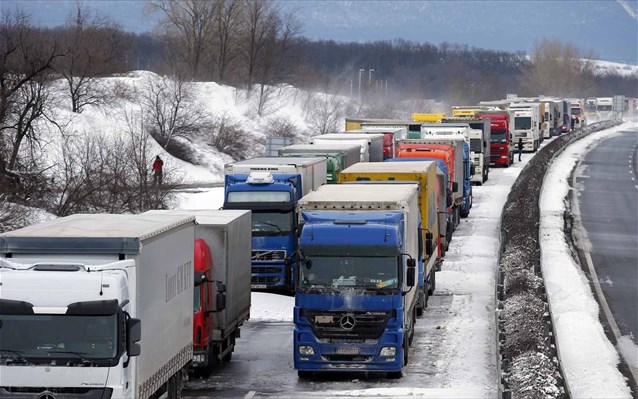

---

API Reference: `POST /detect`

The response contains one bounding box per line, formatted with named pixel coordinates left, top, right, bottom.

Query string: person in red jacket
left=152, top=155, right=163, bottom=186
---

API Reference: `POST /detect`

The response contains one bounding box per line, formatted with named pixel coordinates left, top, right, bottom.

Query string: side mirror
left=470, top=165, right=476, bottom=176
left=425, top=231, right=434, bottom=256
left=216, top=282, right=226, bottom=294
left=216, top=292, right=226, bottom=312
left=446, top=190, right=453, bottom=208
left=426, top=239, right=434, bottom=256
left=452, top=182, right=459, bottom=193
left=127, top=318, right=141, bottom=357
left=194, top=271, right=207, bottom=287
left=406, top=261, right=416, bottom=287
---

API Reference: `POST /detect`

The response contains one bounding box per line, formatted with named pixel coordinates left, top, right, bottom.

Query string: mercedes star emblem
left=339, top=314, right=356, bottom=330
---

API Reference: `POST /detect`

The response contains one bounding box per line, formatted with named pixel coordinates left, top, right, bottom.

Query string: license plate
left=336, top=348, right=359, bottom=355
left=252, top=284, right=267, bottom=289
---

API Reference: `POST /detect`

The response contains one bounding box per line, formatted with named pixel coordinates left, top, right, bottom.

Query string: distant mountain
left=2, top=0, right=636, bottom=65
left=278, top=0, right=638, bottom=65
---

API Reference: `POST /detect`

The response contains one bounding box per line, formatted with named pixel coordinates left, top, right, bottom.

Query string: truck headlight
left=380, top=346, right=396, bottom=356
left=298, top=345, right=315, bottom=356
left=193, top=354, right=206, bottom=363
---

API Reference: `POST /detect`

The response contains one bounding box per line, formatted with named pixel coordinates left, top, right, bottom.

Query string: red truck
left=476, top=111, right=514, bottom=167
left=147, top=209, right=252, bottom=378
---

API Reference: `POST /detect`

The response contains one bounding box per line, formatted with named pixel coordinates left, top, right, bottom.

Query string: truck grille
left=0, top=387, right=113, bottom=398
left=252, top=250, right=286, bottom=261
left=252, top=266, right=281, bottom=274
left=323, top=355, right=373, bottom=362
left=302, top=310, right=393, bottom=340
left=252, top=276, right=282, bottom=284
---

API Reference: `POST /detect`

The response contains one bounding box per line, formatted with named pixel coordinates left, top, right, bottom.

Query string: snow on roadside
left=540, top=122, right=634, bottom=398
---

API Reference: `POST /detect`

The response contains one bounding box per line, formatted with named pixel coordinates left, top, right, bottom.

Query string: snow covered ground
left=176, top=122, right=635, bottom=397
left=11, top=71, right=634, bottom=395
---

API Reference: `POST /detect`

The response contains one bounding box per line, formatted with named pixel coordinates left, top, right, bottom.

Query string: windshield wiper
left=0, top=348, right=31, bottom=365
left=47, top=350, right=95, bottom=366
left=302, top=284, right=340, bottom=294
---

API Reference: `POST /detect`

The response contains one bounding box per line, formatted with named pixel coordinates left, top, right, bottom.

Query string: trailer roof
left=227, top=157, right=326, bottom=166
left=280, top=143, right=360, bottom=151
left=298, top=183, right=418, bottom=206
left=0, top=214, right=195, bottom=254
left=341, top=161, right=436, bottom=174
left=315, top=133, right=384, bottom=140
left=144, top=209, right=250, bottom=226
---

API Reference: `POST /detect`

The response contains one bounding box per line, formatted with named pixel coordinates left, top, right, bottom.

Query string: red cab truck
left=475, top=110, right=514, bottom=167
left=146, top=209, right=252, bottom=377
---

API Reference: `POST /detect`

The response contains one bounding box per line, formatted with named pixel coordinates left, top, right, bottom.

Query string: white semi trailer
left=0, top=213, right=196, bottom=398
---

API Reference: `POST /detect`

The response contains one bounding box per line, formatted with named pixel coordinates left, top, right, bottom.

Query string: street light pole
left=368, top=69, right=375, bottom=89
left=358, top=68, right=364, bottom=102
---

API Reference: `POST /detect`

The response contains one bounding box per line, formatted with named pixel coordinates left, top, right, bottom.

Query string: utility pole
left=358, top=68, right=365, bottom=102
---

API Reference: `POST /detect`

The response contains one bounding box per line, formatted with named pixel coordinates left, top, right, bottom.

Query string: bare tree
left=305, top=91, right=345, bottom=135
left=213, top=0, right=243, bottom=83
left=0, top=11, right=61, bottom=178
left=254, top=9, right=300, bottom=115
left=50, top=114, right=178, bottom=216
left=0, top=194, right=31, bottom=232
left=54, top=3, right=127, bottom=113
left=146, top=0, right=217, bottom=80
left=140, top=74, right=212, bottom=150
left=265, top=116, right=301, bottom=142
left=521, top=38, right=597, bottom=97
left=210, top=112, right=250, bottom=160
left=241, top=0, right=276, bottom=92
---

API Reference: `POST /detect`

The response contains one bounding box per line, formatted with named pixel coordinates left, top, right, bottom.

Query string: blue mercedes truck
left=294, top=184, right=419, bottom=378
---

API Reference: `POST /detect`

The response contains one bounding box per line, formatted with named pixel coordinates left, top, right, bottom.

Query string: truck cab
left=475, top=111, right=514, bottom=167
left=294, top=184, right=420, bottom=378
left=223, top=157, right=326, bottom=291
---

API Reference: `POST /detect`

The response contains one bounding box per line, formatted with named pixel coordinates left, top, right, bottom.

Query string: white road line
left=583, top=251, right=638, bottom=382
left=244, top=391, right=257, bottom=399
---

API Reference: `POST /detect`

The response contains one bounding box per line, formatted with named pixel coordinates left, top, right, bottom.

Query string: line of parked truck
left=0, top=94, right=595, bottom=396
left=0, top=210, right=252, bottom=398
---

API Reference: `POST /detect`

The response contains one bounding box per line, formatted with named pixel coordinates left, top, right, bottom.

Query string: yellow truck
left=412, top=113, right=446, bottom=123
left=345, top=117, right=406, bottom=131
left=450, top=106, right=490, bottom=117
left=339, top=161, right=440, bottom=315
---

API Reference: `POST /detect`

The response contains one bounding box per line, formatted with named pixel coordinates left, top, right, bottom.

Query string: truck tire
left=427, top=269, right=436, bottom=295
left=167, top=371, right=183, bottom=399
left=298, top=370, right=314, bottom=379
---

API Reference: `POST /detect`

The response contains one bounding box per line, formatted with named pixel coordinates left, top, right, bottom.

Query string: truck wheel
left=298, top=370, right=314, bottom=379
left=427, top=269, right=436, bottom=295
left=167, top=372, right=183, bottom=399
left=416, top=293, right=424, bottom=317
left=408, top=314, right=415, bottom=346
left=387, top=370, right=403, bottom=379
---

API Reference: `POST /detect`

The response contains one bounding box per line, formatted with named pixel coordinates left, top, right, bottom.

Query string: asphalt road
left=575, top=127, right=638, bottom=340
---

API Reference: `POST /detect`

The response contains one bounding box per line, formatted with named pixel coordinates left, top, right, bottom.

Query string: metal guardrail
left=496, top=120, right=621, bottom=399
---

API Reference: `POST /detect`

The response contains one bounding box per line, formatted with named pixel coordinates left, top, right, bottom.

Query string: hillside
left=41, top=71, right=350, bottom=185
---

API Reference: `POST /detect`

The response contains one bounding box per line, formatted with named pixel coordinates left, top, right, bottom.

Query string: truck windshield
left=0, top=314, right=118, bottom=361
left=252, top=211, right=293, bottom=235
left=514, top=117, right=531, bottom=130
left=491, top=128, right=507, bottom=143
left=571, top=108, right=581, bottom=115
left=299, top=256, right=399, bottom=290
left=470, top=138, right=482, bottom=153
